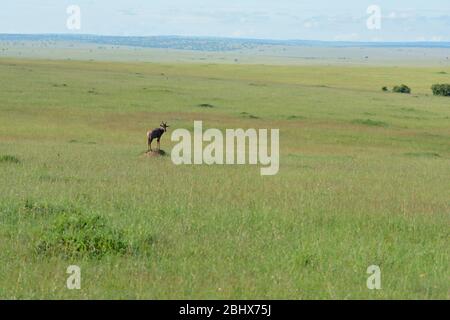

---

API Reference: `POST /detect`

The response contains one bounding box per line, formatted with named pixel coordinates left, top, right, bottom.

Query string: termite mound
left=144, top=149, right=167, bottom=157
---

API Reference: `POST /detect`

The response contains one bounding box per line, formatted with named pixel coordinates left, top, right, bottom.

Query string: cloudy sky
left=1, top=0, right=449, bottom=41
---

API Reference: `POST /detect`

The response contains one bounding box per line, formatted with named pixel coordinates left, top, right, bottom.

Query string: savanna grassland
left=0, top=57, right=449, bottom=299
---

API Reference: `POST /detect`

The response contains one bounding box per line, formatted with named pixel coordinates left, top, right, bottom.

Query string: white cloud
left=334, top=33, right=360, bottom=41
left=430, top=36, right=443, bottom=41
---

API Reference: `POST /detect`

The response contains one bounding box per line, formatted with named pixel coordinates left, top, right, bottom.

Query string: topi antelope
left=147, top=121, right=169, bottom=152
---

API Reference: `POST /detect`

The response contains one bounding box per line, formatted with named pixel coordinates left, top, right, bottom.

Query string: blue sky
left=1, top=0, right=449, bottom=41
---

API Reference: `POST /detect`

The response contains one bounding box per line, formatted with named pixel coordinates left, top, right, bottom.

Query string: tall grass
left=0, top=58, right=449, bottom=299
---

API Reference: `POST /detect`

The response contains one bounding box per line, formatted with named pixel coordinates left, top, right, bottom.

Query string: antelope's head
left=160, top=121, right=170, bottom=132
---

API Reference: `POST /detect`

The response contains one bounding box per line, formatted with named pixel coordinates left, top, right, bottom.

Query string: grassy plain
left=2, top=41, right=450, bottom=66
left=0, top=57, right=449, bottom=299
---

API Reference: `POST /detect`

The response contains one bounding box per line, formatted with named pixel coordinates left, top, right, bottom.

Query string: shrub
left=287, top=115, right=305, bottom=120
left=351, top=119, right=388, bottom=127
left=0, top=155, right=20, bottom=164
left=240, top=112, right=260, bottom=119
left=198, top=103, right=214, bottom=108
left=431, top=84, right=450, bottom=97
left=404, top=152, right=441, bottom=158
left=393, top=85, right=411, bottom=94
left=382, top=86, right=388, bottom=92
left=393, top=84, right=411, bottom=94
left=36, top=212, right=128, bottom=258
left=23, top=199, right=71, bottom=216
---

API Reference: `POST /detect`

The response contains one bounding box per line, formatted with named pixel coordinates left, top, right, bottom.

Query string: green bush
left=36, top=212, right=128, bottom=258
left=22, top=199, right=73, bottom=216
left=393, top=84, right=411, bottom=94
left=431, top=84, right=450, bottom=97
left=382, top=86, right=388, bottom=92
left=0, top=155, right=20, bottom=163
left=351, top=119, right=389, bottom=127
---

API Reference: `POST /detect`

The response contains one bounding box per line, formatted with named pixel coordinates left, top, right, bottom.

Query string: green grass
left=0, top=58, right=449, bottom=299
left=0, top=155, right=20, bottom=164
left=35, top=210, right=130, bottom=259
left=351, top=119, right=389, bottom=127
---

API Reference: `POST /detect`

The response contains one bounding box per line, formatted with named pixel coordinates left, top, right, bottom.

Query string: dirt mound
left=144, top=150, right=167, bottom=157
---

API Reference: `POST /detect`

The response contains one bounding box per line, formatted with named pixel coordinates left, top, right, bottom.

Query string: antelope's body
left=147, top=122, right=169, bottom=151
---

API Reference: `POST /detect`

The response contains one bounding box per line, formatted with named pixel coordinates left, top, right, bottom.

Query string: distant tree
left=393, top=84, right=411, bottom=94
left=382, top=86, right=388, bottom=92
left=431, top=84, right=450, bottom=97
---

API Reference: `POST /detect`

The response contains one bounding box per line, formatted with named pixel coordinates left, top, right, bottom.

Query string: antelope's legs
left=148, top=138, right=153, bottom=152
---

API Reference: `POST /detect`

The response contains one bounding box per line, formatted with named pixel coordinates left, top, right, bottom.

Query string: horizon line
left=1, top=33, right=450, bottom=44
